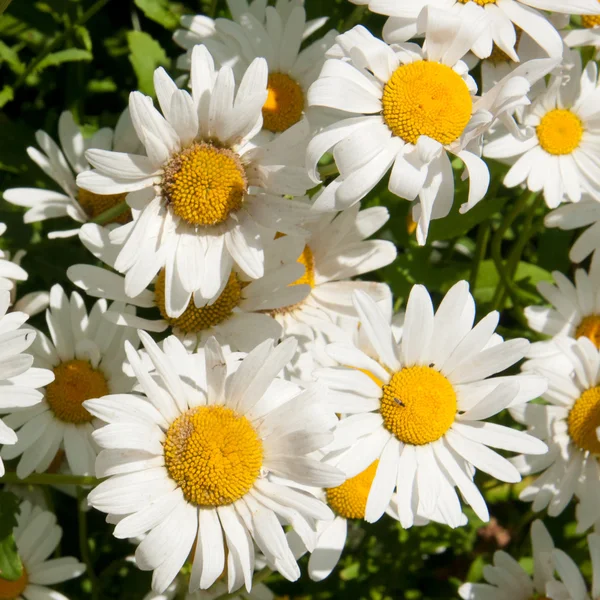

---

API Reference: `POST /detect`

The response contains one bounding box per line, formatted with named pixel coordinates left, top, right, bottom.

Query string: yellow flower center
left=575, top=315, right=600, bottom=349
left=382, top=61, right=473, bottom=146
left=325, top=460, right=379, bottom=520
left=380, top=366, right=457, bottom=446
left=154, top=270, right=243, bottom=334
left=291, top=245, right=316, bottom=288
left=582, top=12, right=600, bottom=28
left=536, top=109, right=584, bottom=156
left=162, top=142, right=247, bottom=226
left=45, top=360, right=109, bottom=424
left=0, top=568, right=28, bottom=600
left=567, top=386, right=600, bottom=454
left=77, top=188, right=131, bottom=224
left=164, top=405, right=264, bottom=507
left=457, top=0, right=497, bottom=4
left=262, top=73, right=304, bottom=133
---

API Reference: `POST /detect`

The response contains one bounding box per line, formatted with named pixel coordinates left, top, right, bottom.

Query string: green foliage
left=127, top=30, right=170, bottom=96
left=0, top=491, right=22, bottom=581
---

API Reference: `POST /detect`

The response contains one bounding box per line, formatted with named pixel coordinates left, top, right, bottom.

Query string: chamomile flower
left=263, top=204, right=396, bottom=335
left=458, top=519, right=556, bottom=600
left=67, top=224, right=306, bottom=351
left=76, top=46, right=313, bottom=311
left=512, top=337, right=600, bottom=532
left=0, top=292, right=53, bottom=477
left=525, top=251, right=600, bottom=349
left=0, top=500, right=85, bottom=600
left=306, top=16, right=557, bottom=243
left=315, top=282, right=548, bottom=528
left=173, top=2, right=335, bottom=137
left=545, top=198, right=600, bottom=263
left=0, top=285, right=138, bottom=478
left=564, top=9, right=600, bottom=60
left=484, top=53, right=600, bottom=208
left=352, top=0, right=599, bottom=59
left=86, top=332, right=344, bottom=594
left=3, top=110, right=141, bottom=238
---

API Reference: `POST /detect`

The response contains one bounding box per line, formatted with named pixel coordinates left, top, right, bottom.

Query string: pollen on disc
left=380, top=365, right=457, bottom=446
left=164, top=405, right=264, bottom=506
left=162, top=142, right=247, bottom=226
left=381, top=61, right=473, bottom=146
left=262, top=72, right=304, bottom=133
left=45, top=360, right=110, bottom=424
left=326, top=461, right=379, bottom=520
left=536, top=109, right=584, bottom=156
left=567, top=386, right=600, bottom=454
left=154, top=270, right=243, bottom=333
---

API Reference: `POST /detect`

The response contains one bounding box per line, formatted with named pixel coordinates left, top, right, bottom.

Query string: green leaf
left=0, top=491, right=22, bottom=582
left=0, top=40, right=23, bottom=74
left=34, top=48, right=92, bottom=74
left=428, top=191, right=509, bottom=242
left=126, top=31, right=169, bottom=96
left=134, top=0, right=180, bottom=30
left=0, top=85, right=14, bottom=108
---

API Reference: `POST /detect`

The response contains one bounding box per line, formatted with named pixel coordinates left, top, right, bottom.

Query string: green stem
left=0, top=0, right=12, bottom=15
left=91, top=200, right=129, bottom=224
left=490, top=190, right=536, bottom=311
left=340, top=5, right=367, bottom=32
left=77, top=487, right=99, bottom=594
left=13, top=0, right=112, bottom=91
left=0, top=472, right=100, bottom=486
left=318, top=162, right=339, bottom=180
left=469, top=220, right=490, bottom=290
left=210, top=0, right=219, bottom=18
left=214, top=567, right=272, bottom=600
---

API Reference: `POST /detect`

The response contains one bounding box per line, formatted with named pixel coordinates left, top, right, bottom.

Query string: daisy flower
left=3, top=109, right=141, bottom=238
left=314, top=281, right=548, bottom=528
left=512, top=336, right=600, bottom=532
left=0, top=285, right=138, bottom=478
left=66, top=224, right=307, bottom=351
left=459, top=519, right=556, bottom=600
left=262, top=203, right=396, bottom=336
left=564, top=10, right=600, bottom=59
left=173, top=1, right=335, bottom=137
left=144, top=580, right=275, bottom=600
left=544, top=198, right=600, bottom=263
left=0, top=500, right=85, bottom=600
left=351, top=0, right=599, bottom=59
left=306, top=15, right=557, bottom=243
left=76, top=46, right=313, bottom=311
left=0, top=291, right=53, bottom=477
left=484, top=53, right=600, bottom=208
left=525, top=250, right=600, bottom=348
left=86, top=332, right=344, bottom=594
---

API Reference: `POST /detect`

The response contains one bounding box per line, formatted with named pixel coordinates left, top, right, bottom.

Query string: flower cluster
left=2, top=0, right=600, bottom=598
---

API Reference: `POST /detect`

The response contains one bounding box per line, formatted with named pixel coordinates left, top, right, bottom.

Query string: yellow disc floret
left=77, top=188, right=131, bottom=224
left=575, top=314, right=600, bottom=349
left=262, top=73, right=304, bottom=133
left=0, top=567, right=28, bottom=600
left=291, top=245, right=316, bottom=288
left=568, top=386, right=600, bottom=454
left=582, top=13, right=600, bottom=28
left=163, top=142, right=247, bottom=226
left=536, top=109, right=584, bottom=156
left=457, top=0, right=496, bottom=4
left=164, top=405, right=264, bottom=506
left=154, top=270, right=243, bottom=334
left=382, top=61, right=473, bottom=146
left=325, top=461, right=379, bottom=520
left=380, top=366, right=457, bottom=446
left=45, top=360, right=109, bottom=424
